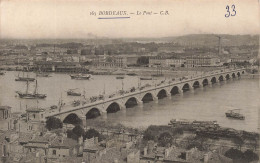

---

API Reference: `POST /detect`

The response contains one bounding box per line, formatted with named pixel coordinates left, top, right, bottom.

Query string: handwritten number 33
left=225, top=5, right=236, bottom=17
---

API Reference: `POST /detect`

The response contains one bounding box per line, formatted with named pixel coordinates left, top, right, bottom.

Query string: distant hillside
left=124, top=34, right=259, bottom=46
left=168, top=34, right=259, bottom=46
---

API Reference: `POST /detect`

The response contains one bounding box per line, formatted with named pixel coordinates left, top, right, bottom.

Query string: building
left=149, top=56, right=167, bottom=67
left=0, top=106, right=11, bottom=120
left=158, top=46, right=185, bottom=53
left=185, top=57, right=220, bottom=68
left=0, top=106, right=13, bottom=131
left=165, top=58, right=186, bottom=67
left=149, top=56, right=186, bottom=68
left=25, top=108, right=46, bottom=132
left=33, top=61, right=84, bottom=72
left=26, top=108, right=46, bottom=123
left=48, top=136, right=79, bottom=159
left=92, top=56, right=127, bottom=68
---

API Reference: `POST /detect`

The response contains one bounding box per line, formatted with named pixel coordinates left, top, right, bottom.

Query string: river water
left=0, top=71, right=259, bottom=132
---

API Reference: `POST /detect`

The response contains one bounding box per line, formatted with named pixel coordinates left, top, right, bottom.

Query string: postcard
left=0, top=0, right=259, bottom=162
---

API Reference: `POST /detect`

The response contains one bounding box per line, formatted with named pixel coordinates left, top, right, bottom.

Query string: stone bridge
left=45, top=68, right=245, bottom=124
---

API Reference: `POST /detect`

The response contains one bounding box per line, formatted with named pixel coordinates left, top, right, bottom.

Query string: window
left=53, top=150, right=56, bottom=155
left=33, top=114, right=36, bottom=119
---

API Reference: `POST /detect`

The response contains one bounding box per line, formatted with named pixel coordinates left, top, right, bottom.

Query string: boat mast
left=36, top=99, right=39, bottom=109
left=26, top=81, right=29, bottom=94
left=34, top=80, right=38, bottom=95
left=122, top=80, right=124, bottom=91
left=20, top=101, right=22, bottom=111
left=103, top=84, right=106, bottom=95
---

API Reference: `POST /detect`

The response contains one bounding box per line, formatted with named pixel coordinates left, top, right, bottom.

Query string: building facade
left=185, top=57, right=220, bottom=68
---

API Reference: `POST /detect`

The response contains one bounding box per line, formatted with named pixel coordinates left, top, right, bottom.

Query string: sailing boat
left=67, top=88, right=81, bottom=96
left=16, top=80, right=47, bottom=99
left=36, top=67, right=51, bottom=77
left=225, top=106, right=245, bottom=120
left=15, top=71, right=35, bottom=81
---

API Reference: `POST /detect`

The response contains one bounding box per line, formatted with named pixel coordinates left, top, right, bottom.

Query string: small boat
left=67, top=89, right=81, bottom=96
left=70, top=74, right=91, bottom=80
left=73, top=100, right=80, bottom=107
left=50, top=105, right=58, bottom=110
left=225, top=109, right=245, bottom=120
left=15, top=71, right=35, bottom=81
left=16, top=80, right=46, bottom=99
left=140, top=77, right=153, bottom=80
left=0, top=72, right=5, bottom=75
left=36, top=72, right=51, bottom=77
left=116, top=76, right=124, bottom=79
left=151, top=74, right=164, bottom=77
left=126, top=73, right=137, bottom=76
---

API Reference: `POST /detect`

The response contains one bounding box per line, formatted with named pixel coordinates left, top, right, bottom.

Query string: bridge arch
left=63, top=113, right=82, bottom=125
left=171, top=86, right=180, bottom=95
left=242, top=71, right=245, bottom=74
left=202, top=79, right=209, bottom=86
left=231, top=73, right=236, bottom=78
left=193, top=81, right=200, bottom=89
left=182, top=83, right=191, bottom=92
left=142, top=92, right=154, bottom=103
left=106, top=102, right=121, bottom=113
left=218, top=75, right=224, bottom=81
left=157, top=89, right=167, bottom=99
left=125, top=97, right=138, bottom=108
left=237, top=72, right=241, bottom=77
left=225, top=74, right=230, bottom=80
left=211, top=77, right=217, bottom=84
left=86, top=108, right=101, bottom=120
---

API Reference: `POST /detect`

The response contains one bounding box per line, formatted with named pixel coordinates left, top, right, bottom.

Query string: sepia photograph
left=0, top=0, right=259, bottom=162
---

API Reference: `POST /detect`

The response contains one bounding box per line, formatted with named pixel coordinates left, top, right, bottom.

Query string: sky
left=0, top=0, right=259, bottom=39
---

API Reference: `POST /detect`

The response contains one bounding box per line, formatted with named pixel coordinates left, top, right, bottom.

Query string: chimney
left=204, top=153, right=209, bottom=163
left=78, top=136, right=83, bottom=145
left=164, top=147, right=172, bottom=158
left=143, top=147, right=147, bottom=156
left=94, top=137, right=99, bottom=144
left=186, top=151, right=191, bottom=161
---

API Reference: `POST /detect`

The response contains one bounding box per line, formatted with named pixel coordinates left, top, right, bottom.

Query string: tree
left=84, top=128, right=103, bottom=141
left=224, top=148, right=243, bottom=160
left=143, top=129, right=156, bottom=142
left=243, top=149, right=259, bottom=163
left=158, top=132, right=172, bottom=147
left=137, top=56, right=149, bottom=65
left=72, top=125, right=85, bottom=138
left=45, top=117, right=63, bottom=131
left=232, top=136, right=244, bottom=151
left=67, top=129, right=79, bottom=140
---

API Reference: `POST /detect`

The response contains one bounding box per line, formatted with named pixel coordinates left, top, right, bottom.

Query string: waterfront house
left=0, top=106, right=13, bottom=131
left=48, top=136, right=79, bottom=159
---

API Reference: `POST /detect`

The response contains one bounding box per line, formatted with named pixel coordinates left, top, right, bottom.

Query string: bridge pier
left=178, top=90, right=183, bottom=95
left=153, top=96, right=158, bottom=101
left=190, top=87, right=194, bottom=93
left=166, top=92, right=172, bottom=99
left=80, top=116, right=86, bottom=126
left=121, top=105, right=126, bottom=110
left=137, top=100, right=143, bottom=105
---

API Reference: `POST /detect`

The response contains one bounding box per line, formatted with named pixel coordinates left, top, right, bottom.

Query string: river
left=0, top=71, right=259, bottom=132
